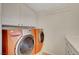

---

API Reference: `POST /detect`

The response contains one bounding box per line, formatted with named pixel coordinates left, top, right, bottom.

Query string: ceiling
left=26, top=3, right=79, bottom=17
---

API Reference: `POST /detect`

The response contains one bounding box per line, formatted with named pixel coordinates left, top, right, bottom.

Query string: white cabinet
left=2, top=4, right=37, bottom=27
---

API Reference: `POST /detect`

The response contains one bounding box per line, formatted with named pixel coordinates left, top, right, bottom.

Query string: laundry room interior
left=0, top=3, right=79, bottom=55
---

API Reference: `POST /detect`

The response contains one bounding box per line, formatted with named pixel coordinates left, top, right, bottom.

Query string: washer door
left=16, top=35, right=34, bottom=55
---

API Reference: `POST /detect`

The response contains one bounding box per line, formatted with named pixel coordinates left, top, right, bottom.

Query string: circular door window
left=40, top=31, right=44, bottom=43
left=16, top=35, right=34, bottom=55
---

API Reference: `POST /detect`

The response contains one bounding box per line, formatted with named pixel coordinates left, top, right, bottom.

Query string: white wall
left=2, top=4, right=37, bottom=27
left=0, top=3, right=2, bottom=55
left=38, top=7, right=79, bottom=54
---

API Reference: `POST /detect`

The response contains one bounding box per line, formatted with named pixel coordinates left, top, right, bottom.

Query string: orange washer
left=31, top=28, right=36, bottom=54
left=2, top=28, right=44, bottom=55
left=2, top=29, right=22, bottom=55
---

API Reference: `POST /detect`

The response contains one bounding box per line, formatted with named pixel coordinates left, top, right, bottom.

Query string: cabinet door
left=20, top=4, right=37, bottom=27
left=2, top=4, right=20, bottom=26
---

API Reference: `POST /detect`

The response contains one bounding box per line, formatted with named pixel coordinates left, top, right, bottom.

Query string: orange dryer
left=34, top=29, right=44, bottom=54
left=2, top=28, right=44, bottom=55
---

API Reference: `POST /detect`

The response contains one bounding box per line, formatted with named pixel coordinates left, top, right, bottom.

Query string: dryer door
left=40, top=31, right=44, bottom=43
left=15, top=35, right=34, bottom=55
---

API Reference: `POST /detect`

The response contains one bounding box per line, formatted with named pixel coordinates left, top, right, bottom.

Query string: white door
left=0, top=3, right=2, bottom=55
